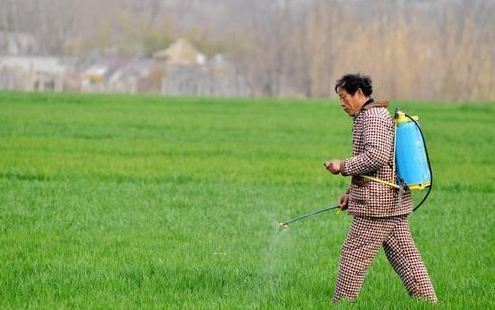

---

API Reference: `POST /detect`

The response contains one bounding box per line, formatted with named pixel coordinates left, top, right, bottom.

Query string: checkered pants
left=332, top=215, right=437, bottom=303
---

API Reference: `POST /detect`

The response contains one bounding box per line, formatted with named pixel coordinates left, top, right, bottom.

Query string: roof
left=153, top=38, right=205, bottom=65
left=81, top=58, right=130, bottom=79
left=0, top=56, right=66, bottom=73
left=109, top=58, right=153, bottom=82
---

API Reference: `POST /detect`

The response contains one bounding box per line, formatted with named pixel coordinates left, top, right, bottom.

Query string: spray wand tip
left=279, top=223, right=289, bottom=229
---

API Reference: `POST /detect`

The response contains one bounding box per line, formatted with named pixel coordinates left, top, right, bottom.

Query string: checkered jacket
left=341, top=101, right=413, bottom=217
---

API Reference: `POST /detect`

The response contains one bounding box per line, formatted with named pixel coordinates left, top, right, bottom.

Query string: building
left=155, top=38, right=249, bottom=97
left=0, top=56, right=68, bottom=91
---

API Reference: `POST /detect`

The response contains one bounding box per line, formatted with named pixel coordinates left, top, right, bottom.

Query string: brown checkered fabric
left=341, top=102, right=413, bottom=217
left=332, top=216, right=437, bottom=303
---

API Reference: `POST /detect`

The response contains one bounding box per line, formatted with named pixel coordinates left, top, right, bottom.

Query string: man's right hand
left=338, top=194, right=349, bottom=210
left=324, top=159, right=342, bottom=175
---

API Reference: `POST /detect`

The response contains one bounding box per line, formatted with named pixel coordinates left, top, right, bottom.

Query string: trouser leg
left=383, top=217, right=437, bottom=303
left=332, top=216, right=394, bottom=303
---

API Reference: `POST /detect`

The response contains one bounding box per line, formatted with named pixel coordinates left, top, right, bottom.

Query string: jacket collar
left=355, top=100, right=390, bottom=117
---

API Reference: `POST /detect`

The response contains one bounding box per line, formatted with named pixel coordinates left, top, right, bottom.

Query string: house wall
left=162, top=64, right=250, bottom=97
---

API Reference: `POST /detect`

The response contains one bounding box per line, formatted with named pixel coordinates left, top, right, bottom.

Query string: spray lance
left=279, top=204, right=343, bottom=228
left=279, top=107, right=432, bottom=229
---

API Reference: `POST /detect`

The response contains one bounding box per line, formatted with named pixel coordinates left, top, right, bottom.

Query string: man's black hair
left=335, top=73, right=373, bottom=96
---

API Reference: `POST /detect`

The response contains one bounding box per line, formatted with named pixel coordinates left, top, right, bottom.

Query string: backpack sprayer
left=279, top=107, right=433, bottom=228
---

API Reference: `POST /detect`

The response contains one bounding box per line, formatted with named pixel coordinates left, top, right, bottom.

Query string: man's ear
left=356, top=88, right=364, bottom=97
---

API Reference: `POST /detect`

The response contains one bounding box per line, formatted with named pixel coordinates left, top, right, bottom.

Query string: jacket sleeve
left=341, top=114, right=393, bottom=176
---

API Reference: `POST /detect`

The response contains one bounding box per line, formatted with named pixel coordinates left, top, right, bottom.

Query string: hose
left=405, top=113, right=433, bottom=212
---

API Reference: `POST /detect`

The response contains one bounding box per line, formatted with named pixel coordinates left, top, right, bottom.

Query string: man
left=324, top=73, right=437, bottom=303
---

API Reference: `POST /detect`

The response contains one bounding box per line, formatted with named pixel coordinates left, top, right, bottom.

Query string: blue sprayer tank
left=395, top=109, right=431, bottom=190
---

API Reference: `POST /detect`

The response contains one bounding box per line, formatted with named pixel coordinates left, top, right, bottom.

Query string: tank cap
left=395, top=111, right=419, bottom=124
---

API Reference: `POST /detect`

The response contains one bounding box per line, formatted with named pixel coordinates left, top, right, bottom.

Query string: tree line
left=0, top=0, right=493, bottom=102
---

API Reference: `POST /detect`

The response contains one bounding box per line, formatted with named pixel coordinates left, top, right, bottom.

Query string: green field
left=0, top=92, right=493, bottom=310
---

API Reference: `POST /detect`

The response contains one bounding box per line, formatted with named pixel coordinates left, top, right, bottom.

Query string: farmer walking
left=325, top=73, right=437, bottom=303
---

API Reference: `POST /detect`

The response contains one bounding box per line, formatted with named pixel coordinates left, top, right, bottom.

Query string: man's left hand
left=325, top=159, right=342, bottom=175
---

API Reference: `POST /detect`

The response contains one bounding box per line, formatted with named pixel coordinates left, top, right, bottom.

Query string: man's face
left=337, top=87, right=363, bottom=116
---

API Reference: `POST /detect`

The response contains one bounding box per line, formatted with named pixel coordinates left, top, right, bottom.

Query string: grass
left=0, top=91, right=493, bottom=309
